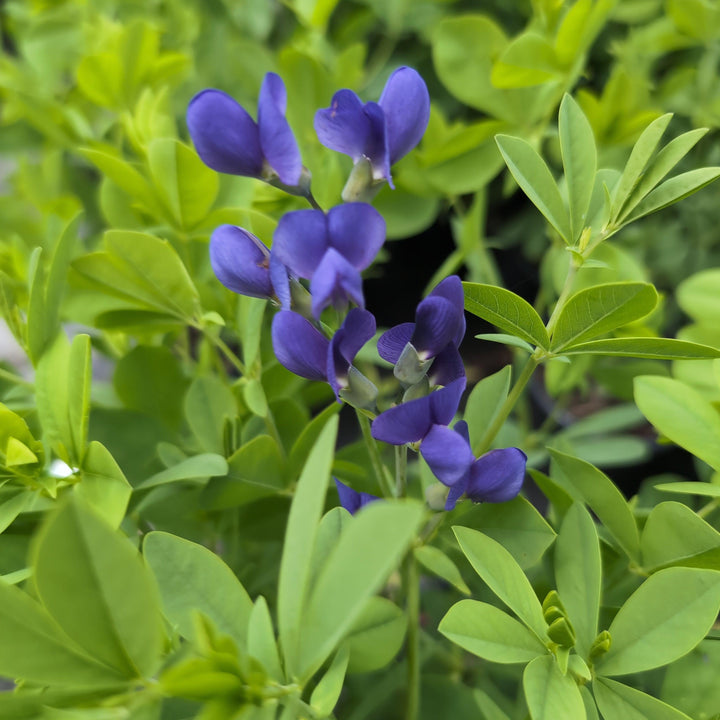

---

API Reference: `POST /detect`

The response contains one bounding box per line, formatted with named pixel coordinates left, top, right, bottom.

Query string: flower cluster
left=188, top=68, right=525, bottom=515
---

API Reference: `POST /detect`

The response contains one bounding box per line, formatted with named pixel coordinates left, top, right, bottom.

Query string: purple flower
left=271, top=310, right=376, bottom=403
left=371, top=377, right=466, bottom=445
left=187, top=73, right=302, bottom=186
left=209, top=225, right=273, bottom=299
left=314, top=67, right=430, bottom=187
left=378, top=276, right=466, bottom=385
left=335, top=478, right=379, bottom=515
left=271, top=203, right=385, bottom=318
left=420, top=421, right=526, bottom=510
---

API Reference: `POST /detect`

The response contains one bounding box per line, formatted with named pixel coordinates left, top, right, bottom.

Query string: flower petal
left=209, top=225, right=272, bottom=298
left=453, top=420, right=470, bottom=445
left=310, top=249, right=364, bottom=319
left=428, top=344, right=465, bottom=386
left=273, top=209, right=329, bottom=279
left=467, top=448, right=527, bottom=503
left=335, top=478, right=378, bottom=515
left=429, top=377, right=466, bottom=426
left=445, top=480, right=468, bottom=511
left=327, top=203, right=386, bottom=270
left=314, top=90, right=372, bottom=160
left=371, top=393, right=435, bottom=445
left=271, top=311, right=329, bottom=381
left=187, top=89, right=263, bottom=177
left=327, top=308, right=376, bottom=399
left=258, top=73, right=302, bottom=186
left=413, top=296, right=465, bottom=358
left=378, top=67, right=430, bottom=165
left=269, top=253, right=291, bottom=309
left=362, top=102, right=391, bottom=184
left=377, top=323, right=414, bottom=364
left=429, top=275, right=466, bottom=347
left=420, top=424, right=474, bottom=486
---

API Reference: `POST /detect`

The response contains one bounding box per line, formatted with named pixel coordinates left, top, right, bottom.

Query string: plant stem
left=403, top=551, right=420, bottom=720
left=264, top=408, right=286, bottom=460
left=205, top=330, right=246, bottom=376
left=474, top=354, right=540, bottom=456
left=356, top=410, right=394, bottom=498
left=697, top=498, right=720, bottom=519
left=395, top=445, right=407, bottom=498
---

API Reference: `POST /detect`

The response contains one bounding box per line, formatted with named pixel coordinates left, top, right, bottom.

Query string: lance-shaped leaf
left=555, top=503, right=601, bottom=659
left=463, top=283, right=550, bottom=350
left=415, top=545, right=470, bottom=595
left=248, top=596, right=283, bottom=680
left=551, top=282, right=658, bottom=351
left=453, top=526, right=547, bottom=640
left=523, top=655, right=585, bottom=720
left=560, top=337, right=720, bottom=360
left=558, top=94, right=596, bottom=243
left=496, top=135, right=572, bottom=242
left=144, top=531, right=253, bottom=649
left=549, top=450, right=640, bottom=562
left=439, top=600, right=546, bottom=663
left=611, top=113, right=672, bottom=223
left=634, top=376, right=720, bottom=472
left=593, top=677, right=692, bottom=720
left=596, top=567, right=720, bottom=676
left=464, top=365, right=511, bottom=454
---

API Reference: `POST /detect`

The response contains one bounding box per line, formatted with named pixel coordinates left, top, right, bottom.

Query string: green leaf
left=496, top=135, right=571, bottom=242
left=464, top=365, right=512, bottom=453
left=415, top=545, right=470, bottom=594
left=560, top=337, right=720, bottom=359
left=656, top=481, right=720, bottom=498
left=491, top=32, right=559, bottom=88
left=239, top=296, right=266, bottom=370
left=278, top=415, right=338, bottom=677
left=463, top=282, right=550, bottom=349
left=0, top=578, right=127, bottom=688
left=248, top=596, right=283, bottom=680
left=523, top=655, right=586, bottom=720
left=454, top=496, right=556, bottom=569
left=184, top=376, right=237, bottom=455
left=0, top=491, right=34, bottom=534
left=593, top=677, right=692, bottom=720
left=551, top=283, right=658, bottom=351
left=298, top=500, right=425, bottom=680
left=555, top=503, right=601, bottom=658
left=624, top=167, right=720, bottom=224
left=35, top=333, right=91, bottom=466
left=288, top=402, right=342, bottom=478
left=453, top=526, right=547, bottom=640
left=549, top=450, right=640, bottom=562
left=634, top=376, right=720, bottom=472
left=558, top=94, right=597, bottom=243
left=309, top=507, right=351, bottom=588
left=310, top=645, right=349, bottom=717
left=439, top=599, right=546, bottom=663
left=641, top=501, right=720, bottom=571
left=475, top=333, right=536, bottom=353
left=147, top=139, right=218, bottom=230
left=33, top=497, right=164, bottom=679
left=611, top=113, right=672, bottom=223
left=677, top=269, right=720, bottom=324
left=618, top=128, right=708, bottom=223
left=596, top=567, right=720, bottom=676
left=243, top=378, right=268, bottom=418
left=143, top=531, right=252, bottom=649
left=77, top=441, right=132, bottom=528
left=136, top=454, right=228, bottom=490
left=344, top=596, right=407, bottom=674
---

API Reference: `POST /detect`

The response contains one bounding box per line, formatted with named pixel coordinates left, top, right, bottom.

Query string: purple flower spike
left=371, top=377, right=466, bottom=445
left=335, top=478, right=379, bottom=515
left=378, top=275, right=466, bottom=364
left=420, top=420, right=526, bottom=510
left=272, top=203, right=386, bottom=318
left=209, top=225, right=273, bottom=299
left=314, top=67, right=430, bottom=186
left=271, top=311, right=328, bottom=381
left=187, top=73, right=302, bottom=186
left=327, top=309, right=376, bottom=400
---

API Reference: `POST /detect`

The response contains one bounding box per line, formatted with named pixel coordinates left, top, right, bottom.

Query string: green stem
left=357, top=410, right=394, bottom=498
left=264, top=408, right=286, bottom=460
left=0, top=367, right=33, bottom=389
left=403, top=551, right=420, bottom=720
left=697, top=498, right=720, bottom=519
left=395, top=445, right=407, bottom=498
left=545, top=260, right=579, bottom=337
left=205, top=331, right=246, bottom=376
left=474, top=354, right=540, bottom=457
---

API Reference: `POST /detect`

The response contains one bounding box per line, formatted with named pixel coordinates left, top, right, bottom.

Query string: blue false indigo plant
left=5, top=20, right=720, bottom=720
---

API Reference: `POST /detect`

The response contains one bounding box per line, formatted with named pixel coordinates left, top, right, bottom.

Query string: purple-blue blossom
left=335, top=478, right=379, bottom=515
left=187, top=73, right=302, bottom=187
left=314, top=67, right=430, bottom=188
left=420, top=421, right=526, bottom=510
left=271, top=203, right=385, bottom=319
left=209, top=225, right=273, bottom=299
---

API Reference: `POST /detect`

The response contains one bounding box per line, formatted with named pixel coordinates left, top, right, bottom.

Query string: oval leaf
left=523, top=655, right=585, bottom=720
